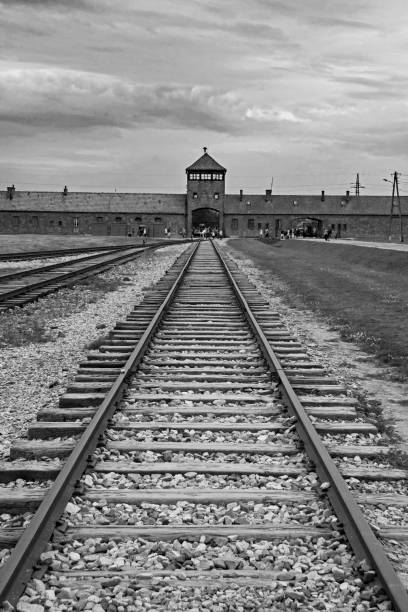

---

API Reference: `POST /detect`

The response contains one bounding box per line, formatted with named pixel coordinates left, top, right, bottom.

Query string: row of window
left=11, top=216, right=165, bottom=226
left=188, top=172, right=224, bottom=181
left=192, top=193, right=219, bottom=200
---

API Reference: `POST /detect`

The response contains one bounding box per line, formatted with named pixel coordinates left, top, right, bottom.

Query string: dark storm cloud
left=0, top=68, right=246, bottom=133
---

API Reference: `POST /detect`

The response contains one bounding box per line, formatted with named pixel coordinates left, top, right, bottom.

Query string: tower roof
left=186, top=148, right=226, bottom=172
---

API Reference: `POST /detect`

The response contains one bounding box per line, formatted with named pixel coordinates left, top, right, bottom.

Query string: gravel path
left=0, top=244, right=189, bottom=459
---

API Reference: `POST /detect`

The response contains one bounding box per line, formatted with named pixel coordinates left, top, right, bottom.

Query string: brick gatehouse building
left=0, top=149, right=406, bottom=239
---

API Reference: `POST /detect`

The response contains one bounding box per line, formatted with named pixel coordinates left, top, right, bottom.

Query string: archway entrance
left=192, top=208, right=220, bottom=237
left=291, top=217, right=323, bottom=238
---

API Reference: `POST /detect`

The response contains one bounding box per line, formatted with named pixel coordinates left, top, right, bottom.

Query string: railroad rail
left=0, top=244, right=140, bottom=262
left=0, top=240, right=407, bottom=609
left=0, top=243, right=168, bottom=311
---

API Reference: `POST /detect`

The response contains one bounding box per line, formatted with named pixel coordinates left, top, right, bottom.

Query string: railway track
left=0, top=240, right=408, bottom=610
left=0, top=245, right=140, bottom=262
left=0, top=244, right=165, bottom=311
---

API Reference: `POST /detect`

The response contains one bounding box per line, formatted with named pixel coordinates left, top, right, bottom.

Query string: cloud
left=0, top=67, right=238, bottom=132
left=0, top=0, right=93, bottom=7
left=308, top=16, right=377, bottom=30
left=246, top=107, right=305, bottom=123
left=0, top=66, right=306, bottom=136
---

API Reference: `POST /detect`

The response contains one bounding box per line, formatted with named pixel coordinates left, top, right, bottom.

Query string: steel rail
left=0, top=244, right=147, bottom=262
left=0, top=240, right=185, bottom=262
left=0, top=241, right=198, bottom=606
left=212, top=241, right=408, bottom=612
left=0, top=244, right=164, bottom=304
left=0, top=249, right=134, bottom=283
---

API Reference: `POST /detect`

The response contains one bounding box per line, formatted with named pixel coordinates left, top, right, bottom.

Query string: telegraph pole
left=384, top=172, right=403, bottom=242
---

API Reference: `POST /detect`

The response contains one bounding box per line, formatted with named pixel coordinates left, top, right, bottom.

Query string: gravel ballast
left=0, top=244, right=189, bottom=459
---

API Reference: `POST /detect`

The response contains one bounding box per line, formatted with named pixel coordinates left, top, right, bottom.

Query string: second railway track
left=0, top=240, right=408, bottom=610
left=0, top=243, right=166, bottom=311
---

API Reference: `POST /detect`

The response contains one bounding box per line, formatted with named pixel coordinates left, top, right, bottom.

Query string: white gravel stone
left=0, top=244, right=188, bottom=458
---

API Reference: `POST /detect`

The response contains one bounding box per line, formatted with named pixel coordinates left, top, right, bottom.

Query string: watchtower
left=186, top=148, right=226, bottom=236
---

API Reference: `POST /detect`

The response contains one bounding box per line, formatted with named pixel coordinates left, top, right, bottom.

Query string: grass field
left=227, top=239, right=408, bottom=379
left=0, top=234, right=145, bottom=254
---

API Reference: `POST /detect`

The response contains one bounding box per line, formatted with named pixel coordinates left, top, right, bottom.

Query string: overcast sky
left=1, top=0, right=407, bottom=194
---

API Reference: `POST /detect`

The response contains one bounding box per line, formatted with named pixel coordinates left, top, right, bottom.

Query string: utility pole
left=383, top=172, right=403, bottom=242
left=351, top=173, right=365, bottom=197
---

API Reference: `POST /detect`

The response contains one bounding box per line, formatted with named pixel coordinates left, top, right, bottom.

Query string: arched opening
left=291, top=217, right=323, bottom=238
left=192, top=207, right=220, bottom=237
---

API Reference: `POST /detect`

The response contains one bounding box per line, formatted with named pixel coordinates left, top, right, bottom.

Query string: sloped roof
left=186, top=151, right=226, bottom=172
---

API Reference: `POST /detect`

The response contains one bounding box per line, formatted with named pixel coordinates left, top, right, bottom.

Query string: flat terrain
left=227, top=238, right=408, bottom=379
left=0, top=234, right=145, bottom=254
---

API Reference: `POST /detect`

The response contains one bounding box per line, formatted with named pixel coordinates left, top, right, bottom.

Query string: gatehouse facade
left=0, top=149, right=407, bottom=240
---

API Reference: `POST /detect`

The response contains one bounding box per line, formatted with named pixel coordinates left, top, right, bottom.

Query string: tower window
left=189, top=173, right=200, bottom=180
left=213, top=173, right=223, bottom=180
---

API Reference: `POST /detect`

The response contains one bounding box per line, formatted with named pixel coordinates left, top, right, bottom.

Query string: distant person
left=323, top=229, right=329, bottom=241
left=219, top=229, right=223, bottom=239
left=259, top=228, right=263, bottom=239
left=265, top=227, right=269, bottom=239
left=167, top=228, right=171, bottom=239
left=164, top=227, right=168, bottom=238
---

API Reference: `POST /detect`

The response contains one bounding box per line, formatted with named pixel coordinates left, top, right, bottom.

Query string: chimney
left=321, top=190, right=325, bottom=202
left=265, top=189, right=272, bottom=201
left=7, top=185, right=15, bottom=200
left=63, top=185, right=68, bottom=196
left=239, top=189, right=243, bottom=201
left=346, top=190, right=350, bottom=201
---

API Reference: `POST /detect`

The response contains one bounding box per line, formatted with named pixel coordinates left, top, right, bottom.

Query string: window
left=58, top=220, right=63, bottom=226
left=231, top=218, right=238, bottom=231
left=115, top=216, right=122, bottom=223
left=154, top=217, right=162, bottom=223
left=213, top=173, right=223, bottom=180
left=343, top=224, right=347, bottom=231
left=201, top=173, right=212, bottom=180
left=73, top=217, right=79, bottom=227
left=135, top=217, right=142, bottom=222
left=214, top=193, right=219, bottom=200
left=12, top=216, right=20, bottom=226
left=49, top=219, right=54, bottom=225
left=258, top=223, right=262, bottom=230
left=248, top=218, right=254, bottom=230
left=31, top=216, right=39, bottom=227
left=193, top=192, right=198, bottom=199
left=96, top=216, right=103, bottom=223
left=189, top=173, right=200, bottom=180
